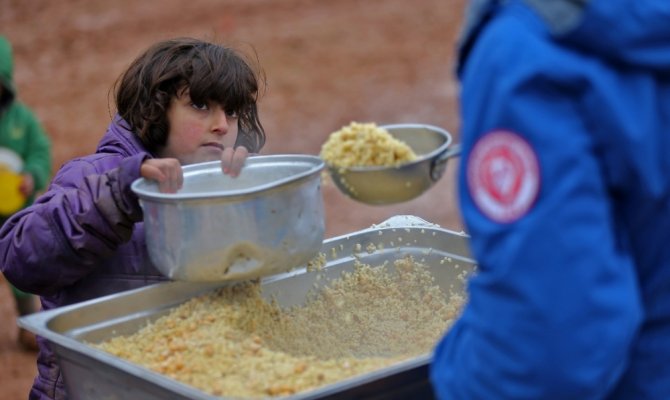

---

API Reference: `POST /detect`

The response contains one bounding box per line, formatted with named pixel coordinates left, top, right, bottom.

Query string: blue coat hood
left=557, top=0, right=670, bottom=73
left=459, top=0, right=670, bottom=74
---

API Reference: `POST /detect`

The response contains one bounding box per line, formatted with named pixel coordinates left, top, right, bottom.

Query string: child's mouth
left=202, top=142, right=224, bottom=151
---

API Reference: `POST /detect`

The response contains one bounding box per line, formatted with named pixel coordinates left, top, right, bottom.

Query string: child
left=0, top=35, right=53, bottom=352
left=0, top=37, right=266, bottom=400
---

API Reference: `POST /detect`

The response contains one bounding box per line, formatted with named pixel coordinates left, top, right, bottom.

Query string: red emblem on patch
left=467, top=130, right=540, bottom=223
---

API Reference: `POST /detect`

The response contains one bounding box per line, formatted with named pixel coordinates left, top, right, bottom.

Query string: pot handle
left=430, top=143, right=462, bottom=182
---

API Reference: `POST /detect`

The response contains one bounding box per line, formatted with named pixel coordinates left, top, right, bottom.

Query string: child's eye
left=226, top=109, right=239, bottom=118
left=191, top=102, right=209, bottom=111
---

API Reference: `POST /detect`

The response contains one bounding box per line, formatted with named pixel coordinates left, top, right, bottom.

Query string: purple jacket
left=0, top=115, right=169, bottom=400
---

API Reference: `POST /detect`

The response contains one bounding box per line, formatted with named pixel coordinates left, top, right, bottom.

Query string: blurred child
left=0, top=35, right=52, bottom=352
left=0, top=37, right=266, bottom=400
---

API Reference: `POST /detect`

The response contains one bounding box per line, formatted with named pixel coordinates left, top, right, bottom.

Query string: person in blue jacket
left=430, top=0, right=670, bottom=399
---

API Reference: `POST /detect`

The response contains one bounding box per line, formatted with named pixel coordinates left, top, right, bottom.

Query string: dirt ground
left=0, top=0, right=466, bottom=397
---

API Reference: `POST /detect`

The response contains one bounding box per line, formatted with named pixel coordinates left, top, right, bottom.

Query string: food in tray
left=320, top=122, right=417, bottom=170
left=94, top=255, right=466, bottom=398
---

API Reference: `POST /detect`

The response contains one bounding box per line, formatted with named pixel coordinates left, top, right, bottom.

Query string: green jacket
left=0, top=36, right=52, bottom=213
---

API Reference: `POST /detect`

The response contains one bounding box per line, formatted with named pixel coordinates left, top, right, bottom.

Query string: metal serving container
left=19, top=215, right=476, bottom=400
left=326, top=124, right=461, bottom=205
left=131, top=154, right=325, bottom=282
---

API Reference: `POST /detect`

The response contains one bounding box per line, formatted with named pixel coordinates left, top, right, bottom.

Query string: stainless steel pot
left=326, top=124, right=461, bottom=205
left=131, top=155, right=325, bottom=282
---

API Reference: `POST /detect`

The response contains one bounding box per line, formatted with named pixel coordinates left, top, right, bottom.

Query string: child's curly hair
left=114, top=37, right=266, bottom=154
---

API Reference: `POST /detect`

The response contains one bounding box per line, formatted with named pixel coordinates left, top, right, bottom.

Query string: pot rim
left=131, top=154, right=324, bottom=202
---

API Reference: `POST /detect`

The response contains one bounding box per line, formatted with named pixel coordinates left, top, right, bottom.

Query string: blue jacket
left=0, top=116, right=168, bottom=400
left=431, top=0, right=670, bottom=399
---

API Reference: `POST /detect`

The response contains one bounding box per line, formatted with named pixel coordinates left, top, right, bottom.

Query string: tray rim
left=18, top=214, right=473, bottom=399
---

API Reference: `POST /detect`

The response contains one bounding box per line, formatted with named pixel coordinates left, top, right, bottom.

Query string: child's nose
left=211, top=109, right=229, bottom=135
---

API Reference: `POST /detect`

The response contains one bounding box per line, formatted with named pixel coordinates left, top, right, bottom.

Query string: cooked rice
left=320, top=122, right=417, bottom=169
left=94, top=255, right=465, bottom=398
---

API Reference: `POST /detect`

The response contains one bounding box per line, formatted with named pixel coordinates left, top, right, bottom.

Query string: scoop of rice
left=320, top=122, right=417, bottom=168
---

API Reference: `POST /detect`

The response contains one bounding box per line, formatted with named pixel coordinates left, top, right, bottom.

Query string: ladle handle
left=431, top=143, right=462, bottom=182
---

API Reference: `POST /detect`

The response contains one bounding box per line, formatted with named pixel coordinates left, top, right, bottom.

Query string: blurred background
left=0, top=0, right=466, bottom=396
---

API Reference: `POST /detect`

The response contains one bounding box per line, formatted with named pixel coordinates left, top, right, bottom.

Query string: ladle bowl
left=325, top=123, right=461, bottom=205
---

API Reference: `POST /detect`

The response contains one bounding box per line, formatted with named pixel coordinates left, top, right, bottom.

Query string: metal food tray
left=19, top=215, right=475, bottom=400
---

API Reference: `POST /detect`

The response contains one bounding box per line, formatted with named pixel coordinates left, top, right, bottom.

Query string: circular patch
left=467, top=130, right=540, bottom=223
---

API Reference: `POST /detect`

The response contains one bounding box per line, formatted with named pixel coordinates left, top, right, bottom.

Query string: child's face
left=160, top=89, right=239, bottom=165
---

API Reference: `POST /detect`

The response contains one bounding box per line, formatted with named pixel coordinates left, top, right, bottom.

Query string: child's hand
left=140, top=158, right=183, bottom=193
left=19, top=173, right=35, bottom=197
left=221, top=146, right=249, bottom=178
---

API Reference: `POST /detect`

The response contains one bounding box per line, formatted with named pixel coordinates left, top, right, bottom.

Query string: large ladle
left=325, top=123, right=461, bottom=205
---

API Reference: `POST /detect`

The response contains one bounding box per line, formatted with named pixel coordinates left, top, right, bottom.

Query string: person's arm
left=19, top=105, right=52, bottom=194
left=0, top=153, right=146, bottom=296
left=431, top=6, right=641, bottom=399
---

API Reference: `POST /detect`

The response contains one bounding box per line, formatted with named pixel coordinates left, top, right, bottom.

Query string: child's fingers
left=166, top=162, right=184, bottom=192
left=140, top=162, right=166, bottom=182
left=221, top=147, right=234, bottom=174
left=18, top=173, right=35, bottom=197
left=140, top=159, right=183, bottom=193
left=221, top=146, right=249, bottom=177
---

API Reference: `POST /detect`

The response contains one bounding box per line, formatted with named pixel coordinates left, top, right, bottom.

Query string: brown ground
left=0, top=0, right=466, bottom=397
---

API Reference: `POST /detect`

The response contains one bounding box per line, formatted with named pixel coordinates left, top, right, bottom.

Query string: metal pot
left=131, top=155, right=325, bottom=282
left=326, top=124, right=461, bottom=205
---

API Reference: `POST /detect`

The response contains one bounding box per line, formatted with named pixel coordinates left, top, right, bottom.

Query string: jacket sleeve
left=18, top=104, right=52, bottom=193
left=430, top=5, right=642, bottom=399
left=0, top=152, right=147, bottom=296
